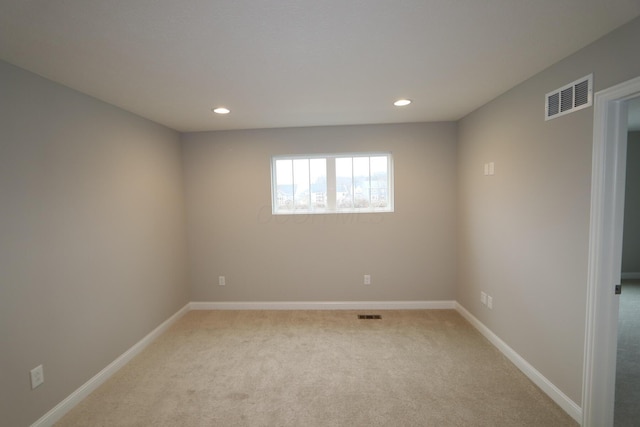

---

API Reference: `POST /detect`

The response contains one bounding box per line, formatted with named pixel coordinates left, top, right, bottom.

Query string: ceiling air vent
left=545, top=74, right=593, bottom=120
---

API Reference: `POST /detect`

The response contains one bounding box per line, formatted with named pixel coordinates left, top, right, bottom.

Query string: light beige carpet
left=56, top=310, right=577, bottom=426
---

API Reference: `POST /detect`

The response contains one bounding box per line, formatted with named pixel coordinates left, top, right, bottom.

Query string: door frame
left=583, top=75, right=640, bottom=426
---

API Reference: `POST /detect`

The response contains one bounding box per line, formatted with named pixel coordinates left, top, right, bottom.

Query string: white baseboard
left=621, top=272, right=640, bottom=280
left=189, top=300, right=456, bottom=310
left=30, top=303, right=191, bottom=427
left=454, top=302, right=582, bottom=424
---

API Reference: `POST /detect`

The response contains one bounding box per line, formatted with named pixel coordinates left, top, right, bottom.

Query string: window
left=271, top=153, right=393, bottom=214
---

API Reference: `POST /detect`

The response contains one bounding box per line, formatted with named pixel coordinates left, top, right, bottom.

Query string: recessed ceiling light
left=212, top=107, right=230, bottom=114
left=393, top=99, right=412, bottom=107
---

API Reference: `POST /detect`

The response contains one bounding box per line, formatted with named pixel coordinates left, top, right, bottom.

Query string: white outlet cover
left=30, top=365, right=44, bottom=389
left=487, top=296, right=493, bottom=309
left=364, top=275, right=371, bottom=285
left=218, top=276, right=225, bottom=286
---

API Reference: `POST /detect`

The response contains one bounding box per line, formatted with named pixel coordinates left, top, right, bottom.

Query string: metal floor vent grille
left=358, top=314, right=382, bottom=319
left=545, top=74, right=593, bottom=120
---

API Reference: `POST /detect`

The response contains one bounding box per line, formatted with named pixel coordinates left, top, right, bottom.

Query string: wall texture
left=457, top=17, right=640, bottom=405
left=0, top=61, right=189, bottom=426
left=623, top=131, right=640, bottom=274
left=182, top=122, right=457, bottom=302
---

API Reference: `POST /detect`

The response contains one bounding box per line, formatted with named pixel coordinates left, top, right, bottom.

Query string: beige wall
left=623, top=131, right=640, bottom=274
left=182, top=123, right=457, bottom=302
left=457, top=17, right=640, bottom=404
left=0, top=61, right=189, bottom=426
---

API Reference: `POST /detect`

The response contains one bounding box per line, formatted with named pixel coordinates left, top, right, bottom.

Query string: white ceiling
left=1, top=1, right=639, bottom=132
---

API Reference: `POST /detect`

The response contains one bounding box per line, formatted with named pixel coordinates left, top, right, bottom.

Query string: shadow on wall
left=256, top=207, right=387, bottom=225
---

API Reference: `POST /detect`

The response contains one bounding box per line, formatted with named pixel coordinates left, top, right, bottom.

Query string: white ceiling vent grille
left=545, top=74, right=593, bottom=120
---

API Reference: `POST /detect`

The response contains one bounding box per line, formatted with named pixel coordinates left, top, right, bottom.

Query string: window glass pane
left=310, top=158, right=327, bottom=209
left=275, top=159, right=293, bottom=210
left=353, top=157, right=370, bottom=208
left=336, top=157, right=353, bottom=209
left=293, top=159, right=310, bottom=210
left=272, top=153, right=392, bottom=214
left=370, top=156, right=388, bottom=208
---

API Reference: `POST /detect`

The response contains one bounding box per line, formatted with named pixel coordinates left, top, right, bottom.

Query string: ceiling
left=1, top=1, right=639, bottom=133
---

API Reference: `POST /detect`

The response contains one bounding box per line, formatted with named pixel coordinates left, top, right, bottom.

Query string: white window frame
left=271, top=152, right=394, bottom=215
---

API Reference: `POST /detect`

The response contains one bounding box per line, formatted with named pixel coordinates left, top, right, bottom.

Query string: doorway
left=583, top=76, right=640, bottom=427
left=614, top=97, right=640, bottom=425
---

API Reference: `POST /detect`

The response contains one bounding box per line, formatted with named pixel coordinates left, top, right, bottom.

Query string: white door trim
left=583, top=76, right=640, bottom=426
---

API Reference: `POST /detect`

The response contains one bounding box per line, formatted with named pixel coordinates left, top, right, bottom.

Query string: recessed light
left=212, top=107, right=230, bottom=114
left=393, top=99, right=412, bottom=107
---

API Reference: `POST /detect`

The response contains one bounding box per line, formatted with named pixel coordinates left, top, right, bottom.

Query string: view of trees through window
left=272, top=153, right=393, bottom=214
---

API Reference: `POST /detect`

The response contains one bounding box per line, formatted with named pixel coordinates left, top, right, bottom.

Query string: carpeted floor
left=56, top=310, right=577, bottom=426
left=615, top=280, right=640, bottom=426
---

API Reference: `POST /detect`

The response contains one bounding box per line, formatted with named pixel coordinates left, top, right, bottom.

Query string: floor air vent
left=545, top=74, right=593, bottom=121
left=358, top=314, right=381, bottom=319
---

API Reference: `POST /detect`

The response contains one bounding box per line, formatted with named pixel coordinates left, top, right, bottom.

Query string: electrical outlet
left=30, top=365, right=44, bottom=389
left=364, top=274, right=371, bottom=285
left=218, top=276, right=225, bottom=286
left=484, top=162, right=496, bottom=176
left=487, top=295, right=493, bottom=309
left=480, top=292, right=487, bottom=305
